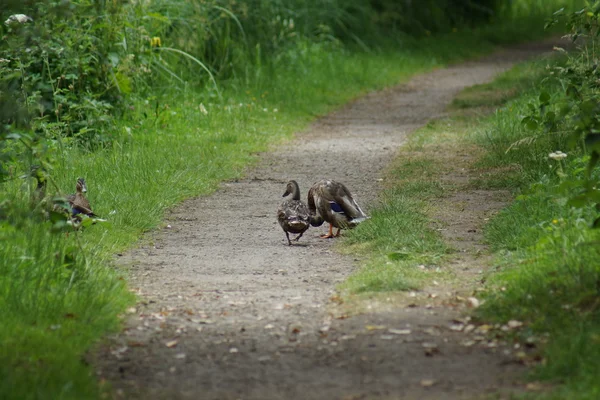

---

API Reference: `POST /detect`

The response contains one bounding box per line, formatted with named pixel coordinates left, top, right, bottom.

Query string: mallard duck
left=307, top=179, right=368, bottom=238
left=67, top=177, right=97, bottom=218
left=277, top=180, right=311, bottom=245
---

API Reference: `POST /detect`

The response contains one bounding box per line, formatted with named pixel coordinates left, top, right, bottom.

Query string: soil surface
left=95, top=41, right=558, bottom=400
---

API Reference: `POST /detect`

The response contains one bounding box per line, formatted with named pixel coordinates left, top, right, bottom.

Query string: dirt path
left=95, top=41, right=556, bottom=400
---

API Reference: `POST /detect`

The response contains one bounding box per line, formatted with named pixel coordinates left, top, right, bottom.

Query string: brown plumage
left=307, top=179, right=368, bottom=238
left=277, top=180, right=311, bottom=245
left=67, top=178, right=96, bottom=217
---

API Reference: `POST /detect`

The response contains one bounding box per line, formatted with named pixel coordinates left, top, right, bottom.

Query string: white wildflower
left=199, top=103, right=208, bottom=115
left=549, top=151, right=567, bottom=160
left=5, top=14, right=33, bottom=26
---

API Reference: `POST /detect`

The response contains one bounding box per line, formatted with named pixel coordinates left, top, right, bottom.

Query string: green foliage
left=516, top=3, right=600, bottom=224
left=0, top=1, right=126, bottom=146
left=462, top=28, right=600, bottom=398
left=0, top=200, right=133, bottom=400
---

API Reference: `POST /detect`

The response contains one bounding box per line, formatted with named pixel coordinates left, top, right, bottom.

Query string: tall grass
left=460, top=45, right=600, bottom=398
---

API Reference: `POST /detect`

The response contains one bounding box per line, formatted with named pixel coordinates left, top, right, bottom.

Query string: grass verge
left=342, top=46, right=600, bottom=398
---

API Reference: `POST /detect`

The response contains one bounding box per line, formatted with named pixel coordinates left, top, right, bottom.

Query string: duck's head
left=282, top=180, right=301, bottom=201
left=76, top=178, right=87, bottom=193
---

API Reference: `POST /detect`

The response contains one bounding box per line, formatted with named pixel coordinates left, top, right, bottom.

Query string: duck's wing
left=71, top=193, right=95, bottom=216
left=323, top=181, right=367, bottom=221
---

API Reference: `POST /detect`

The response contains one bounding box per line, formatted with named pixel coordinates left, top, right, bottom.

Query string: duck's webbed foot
left=320, top=224, right=335, bottom=239
left=285, top=232, right=292, bottom=246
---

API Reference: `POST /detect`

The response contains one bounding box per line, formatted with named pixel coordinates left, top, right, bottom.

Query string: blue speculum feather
left=329, top=201, right=344, bottom=214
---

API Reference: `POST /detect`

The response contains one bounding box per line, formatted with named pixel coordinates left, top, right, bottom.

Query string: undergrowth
left=455, top=15, right=600, bottom=398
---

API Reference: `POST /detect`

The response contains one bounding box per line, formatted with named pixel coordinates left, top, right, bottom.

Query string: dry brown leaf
left=165, top=339, right=179, bottom=348
left=525, top=382, right=543, bottom=391
left=365, top=325, right=386, bottom=331
left=420, top=379, right=436, bottom=387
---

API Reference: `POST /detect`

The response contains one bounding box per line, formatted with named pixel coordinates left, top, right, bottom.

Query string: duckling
left=67, top=177, right=96, bottom=218
left=307, top=179, right=368, bottom=238
left=277, top=180, right=311, bottom=245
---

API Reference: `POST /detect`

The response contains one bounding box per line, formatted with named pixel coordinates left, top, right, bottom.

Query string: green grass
left=451, top=50, right=600, bottom=399
left=339, top=151, right=449, bottom=294
left=0, top=3, right=587, bottom=398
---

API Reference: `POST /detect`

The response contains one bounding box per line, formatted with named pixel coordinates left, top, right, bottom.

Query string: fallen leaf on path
left=420, top=379, right=436, bottom=387
left=174, top=353, right=186, bottom=359
left=366, top=325, right=386, bottom=331
left=526, top=382, right=544, bottom=391
left=110, top=346, right=128, bottom=358
left=467, top=297, right=480, bottom=308
left=423, top=327, right=440, bottom=336
left=422, top=342, right=440, bottom=356
left=229, top=348, right=239, bottom=353
left=329, top=295, right=343, bottom=304
left=388, top=329, right=411, bottom=335
left=463, top=324, right=476, bottom=333
left=165, top=340, right=179, bottom=348
left=126, top=307, right=137, bottom=314
left=448, top=322, right=464, bottom=332
left=507, top=320, right=523, bottom=329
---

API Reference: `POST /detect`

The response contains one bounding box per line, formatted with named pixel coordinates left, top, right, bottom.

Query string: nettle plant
left=0, top=1, right=147, bottom=149
left=520, top=3, right=600, bottom=226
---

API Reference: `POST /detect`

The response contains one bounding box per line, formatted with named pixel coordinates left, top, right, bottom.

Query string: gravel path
left=95, top=41, right=557, bottom=400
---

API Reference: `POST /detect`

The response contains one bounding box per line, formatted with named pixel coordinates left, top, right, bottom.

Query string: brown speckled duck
left=307, top=179, right=368, bottom=238
left=67, top=177, right=96, bottom=218
left=277, top=180, right=311, bottom=245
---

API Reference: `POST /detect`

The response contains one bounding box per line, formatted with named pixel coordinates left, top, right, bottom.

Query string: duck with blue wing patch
left=277, top=180, right=311, bottom=245
left=307, top=179, right=369, bottom=238
left=67, top=178, right=97, bottom=218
